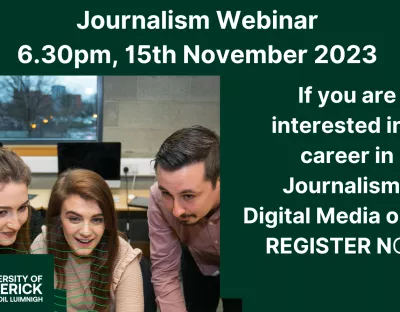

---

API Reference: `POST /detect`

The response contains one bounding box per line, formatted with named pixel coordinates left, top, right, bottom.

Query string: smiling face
left=157, top=162, right=220, bottom=225
left=60, top=195, right=105, bottom=257
left=0, top=182, right=29, bottom=246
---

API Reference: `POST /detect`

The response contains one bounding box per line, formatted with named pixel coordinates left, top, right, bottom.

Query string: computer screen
left=57, top=142, right=121, bottom=188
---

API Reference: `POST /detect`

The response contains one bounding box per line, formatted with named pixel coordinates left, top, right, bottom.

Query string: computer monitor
left=57, top=142, right=121, bottom=188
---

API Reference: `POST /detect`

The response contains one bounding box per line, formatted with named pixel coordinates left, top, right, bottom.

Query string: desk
left=29, top=189, right=150, bottom=212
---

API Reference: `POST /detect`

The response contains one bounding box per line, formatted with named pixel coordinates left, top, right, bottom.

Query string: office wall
left=103, top=76, right=220, bottom=157
left=29, top=76, right=220, bottom=188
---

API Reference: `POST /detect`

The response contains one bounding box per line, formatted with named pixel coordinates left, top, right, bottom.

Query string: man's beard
left=177, top=215, right=199, bottom=226
left=179, top=219, right=199, bottom=226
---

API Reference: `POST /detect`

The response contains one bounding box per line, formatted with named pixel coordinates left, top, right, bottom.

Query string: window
left=0, top=76, right=102, bottom=143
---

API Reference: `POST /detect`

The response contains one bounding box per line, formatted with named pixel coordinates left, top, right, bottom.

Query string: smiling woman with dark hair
left=0, top=147, right=32, bottom=254
left=31, top=169, right=144, bottom=312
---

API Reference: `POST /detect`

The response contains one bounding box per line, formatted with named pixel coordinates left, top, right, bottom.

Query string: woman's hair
left=153, top=125, right=220, bottom=188
left=0, top=147, right=31, bottom=254
left=46, top=169, right=119, bottom=311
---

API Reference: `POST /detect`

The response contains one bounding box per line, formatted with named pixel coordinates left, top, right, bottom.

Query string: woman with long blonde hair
left=0, top=148, right=31, bottom=254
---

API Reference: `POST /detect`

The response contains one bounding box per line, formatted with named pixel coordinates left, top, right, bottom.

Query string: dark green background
left=2, top=2, right=399, bottom=311
left=0, top=255, right=55, bottom=311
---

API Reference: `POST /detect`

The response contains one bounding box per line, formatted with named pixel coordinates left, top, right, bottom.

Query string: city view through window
left=0, top=76, right=100, bottom=141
